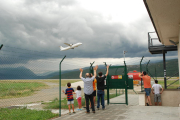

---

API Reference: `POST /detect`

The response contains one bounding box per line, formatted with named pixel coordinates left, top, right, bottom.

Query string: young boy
left=151, top=80, right=164, bottom=106
left=63, top=82, right=75, bottom=115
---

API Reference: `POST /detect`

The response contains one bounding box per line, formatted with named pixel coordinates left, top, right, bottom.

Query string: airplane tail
left=59, top=46, right=64, bottom=51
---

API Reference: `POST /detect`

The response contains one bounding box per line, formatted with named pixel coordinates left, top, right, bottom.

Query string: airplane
left=59, top=42, right=82, bottom=51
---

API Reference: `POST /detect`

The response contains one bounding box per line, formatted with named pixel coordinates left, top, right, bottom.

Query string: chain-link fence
left=0, top=45, right=65, bottom=109
left=140, top=57, right=179, bottom=90
left=0, top=45, right=179, bottom=118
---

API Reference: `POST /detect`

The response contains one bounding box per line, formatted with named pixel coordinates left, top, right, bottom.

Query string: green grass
left=0, top=81, right=47, bottom=99
left=44, top=93, right=121, bottom=109
left=158, top=80, right=179, bottom=89
left=0, top=79, right=81, bottom=98
left=0, top=108, right=58, bottom=120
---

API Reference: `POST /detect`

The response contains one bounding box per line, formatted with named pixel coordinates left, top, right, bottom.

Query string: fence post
left=59, top=55, right=66, bottom=117
left=0, top=44, right=3, bottom=50
left=124, top=61, right=128, bottom=105
left=140, top=56, right=144, bottom=92
left=163, top=51, right=167, bottom=89
left=89, top=61, right=95, bottom=74
left=146, top=60, right=150, bottom=74
left=155, top=67, right=157, bottom=80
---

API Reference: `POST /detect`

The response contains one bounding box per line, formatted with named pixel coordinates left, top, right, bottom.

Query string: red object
left=111, top=75, right=119, bottom=79
left=127, top=70, right=141, bottom=80
left=111, top=75, right=122, bottom=79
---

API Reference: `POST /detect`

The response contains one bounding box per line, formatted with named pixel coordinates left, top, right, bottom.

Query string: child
left=151, top=80, right=164, bottom=106
left=75, top=86, right=82, bottom=110
left=62, top=82, right=75, bottom=115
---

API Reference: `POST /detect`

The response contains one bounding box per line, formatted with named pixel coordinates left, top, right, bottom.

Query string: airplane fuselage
left=60, top=42, right=82, bottom=51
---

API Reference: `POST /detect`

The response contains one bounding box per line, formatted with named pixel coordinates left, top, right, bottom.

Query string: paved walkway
left=54, top=93, right=180, bottom=120
left=54, top=104, right=180, bottom=120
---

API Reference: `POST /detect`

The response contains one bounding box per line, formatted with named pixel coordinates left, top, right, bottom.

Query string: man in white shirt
left=151, top=80, right=164, bottom=106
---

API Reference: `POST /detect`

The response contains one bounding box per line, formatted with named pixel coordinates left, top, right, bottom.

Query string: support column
left=163, top=51, right=167, bottom=89
left=178, top=25, right=180, bottom=86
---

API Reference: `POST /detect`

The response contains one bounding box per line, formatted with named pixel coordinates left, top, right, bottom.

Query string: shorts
left=145, top=88, right=151, bottom=96
left=77, top=97, right=81, bottom=105
left=154, top=94, right=161, bottom=102
left=93, top=90, right=96, bottom=96
left=67, top=100, right=74, bottom=105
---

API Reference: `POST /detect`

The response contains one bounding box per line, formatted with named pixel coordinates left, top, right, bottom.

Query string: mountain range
left=0, top=59, right=178, bottom=79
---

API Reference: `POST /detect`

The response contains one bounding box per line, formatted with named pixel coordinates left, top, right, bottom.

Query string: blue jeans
left=145, top=88, right=151, bottom=96
left=97, top=90, right=105, bottom=109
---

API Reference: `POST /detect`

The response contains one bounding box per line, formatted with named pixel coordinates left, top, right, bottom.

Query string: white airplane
left=59, top=42, right=82, bottom=51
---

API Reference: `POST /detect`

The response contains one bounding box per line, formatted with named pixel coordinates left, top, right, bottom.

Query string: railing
left=148, top=32, right=163, bottom=47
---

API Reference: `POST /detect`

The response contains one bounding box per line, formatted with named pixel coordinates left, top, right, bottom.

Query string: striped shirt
left=81, top=76, right=95, bottom=95
left=65, top=88, right=74, bottom=101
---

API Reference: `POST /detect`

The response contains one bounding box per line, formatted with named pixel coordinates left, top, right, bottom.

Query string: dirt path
left=0, top=82, right=69, bottom=108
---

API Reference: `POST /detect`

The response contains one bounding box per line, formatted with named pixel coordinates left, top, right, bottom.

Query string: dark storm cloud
left=0, top=0, right=177, bottom=65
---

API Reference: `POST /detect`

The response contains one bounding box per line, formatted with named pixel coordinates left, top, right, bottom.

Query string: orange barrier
left=133, top=80, right=139, bottom=85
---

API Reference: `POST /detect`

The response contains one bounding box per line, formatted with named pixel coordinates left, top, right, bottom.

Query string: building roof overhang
left=143, top=0, right=180, bottom=45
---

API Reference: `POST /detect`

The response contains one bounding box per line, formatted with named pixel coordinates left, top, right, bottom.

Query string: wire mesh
left=1, top=44, right=178, bottom=117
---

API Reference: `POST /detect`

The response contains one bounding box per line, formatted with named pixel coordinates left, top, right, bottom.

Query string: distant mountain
left=0, top=67, right=38, bottom=79
left=50, top=59, right=179, bottom=79
left=0, top=59, right=178, bottom=79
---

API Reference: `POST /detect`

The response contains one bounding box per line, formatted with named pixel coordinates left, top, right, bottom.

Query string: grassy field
left=44, top=93, right=121, bottom=109
left=0, top=108, right=58, bottom=120
left=0, top=80, right=47, bottom=99
left=158, top=80, right=179, bottom=89
left=0, top=79, right=81, bottom=99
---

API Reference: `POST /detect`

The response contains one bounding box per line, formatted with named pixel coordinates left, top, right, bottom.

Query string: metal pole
left=124, top=61, right=128, bottom=105
left=155, top=67, right=157, bottom=80
left=59, top=55, right=66, bottom=117
left=116, top=89, right=117, bottom=96
left=104, top=62, right=109, bottom=104
left=103, top=62, right=107, bottom=66
left=123, top=51, right=125, bottom=61
left=163, top=51, right=167, bottom=89
left=89, top=61, right=95, bottom=74
left=140, top=56, right=144, bottom=92
left=123, top=51, right=127, bottom=62
left=146, top=60, right=150, bottom=75
left=0, top=44, right=3, bottom=50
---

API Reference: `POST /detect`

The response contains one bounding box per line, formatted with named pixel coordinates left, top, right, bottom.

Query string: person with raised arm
left=79, top=65, right=98, bottom=114
left=96, top=65, right=109, bottom=110
left=139, top=71, right=152, bottom=106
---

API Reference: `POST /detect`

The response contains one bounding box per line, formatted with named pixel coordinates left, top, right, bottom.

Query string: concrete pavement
left=54, top=104, right=180, bottom=120
left=54, top=94, right=180, bottom=120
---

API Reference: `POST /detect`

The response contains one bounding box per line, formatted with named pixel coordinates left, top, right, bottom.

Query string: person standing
left=79, top=65, right=98, bottom=113
left=96, top=65, right=109, bottom=110
left=62, top=82, right=75, bottom=115
left=75, top=85, right=82, bottom=110
left=151, top=80, right=163, bottom=106
left=139, top=71, right=152, bottom=106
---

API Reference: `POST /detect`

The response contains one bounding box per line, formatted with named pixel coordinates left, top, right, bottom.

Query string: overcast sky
left=0, top=0, right=178, bottom=73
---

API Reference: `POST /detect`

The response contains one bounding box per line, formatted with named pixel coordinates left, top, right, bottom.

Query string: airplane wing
left=64, top=43, right=71, bottom=46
